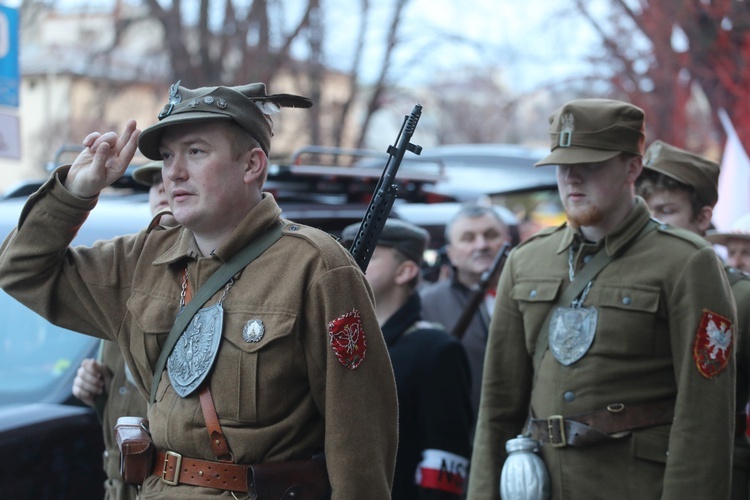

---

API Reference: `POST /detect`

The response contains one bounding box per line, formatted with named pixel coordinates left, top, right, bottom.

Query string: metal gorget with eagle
left=548, top=246, right=598, bottom=366
left=167, top=273, right=233, bottom=398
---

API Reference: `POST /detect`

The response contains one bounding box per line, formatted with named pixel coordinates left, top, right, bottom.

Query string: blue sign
left=0, top=6, right=18, bottom=108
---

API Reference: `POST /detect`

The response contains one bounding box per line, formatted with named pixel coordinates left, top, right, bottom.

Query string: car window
left=0, top=289, right=97, bottom=406
left=0, top=194, right=152, bottom=408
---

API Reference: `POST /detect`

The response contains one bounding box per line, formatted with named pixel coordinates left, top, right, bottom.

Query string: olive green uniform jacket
left=728, top=267, right=750, bottom=500
left=99, top=340, right=147, bottom=500
left=468, top=199, right=736, bottom=500
left=0, top=169, right=399, bottom=499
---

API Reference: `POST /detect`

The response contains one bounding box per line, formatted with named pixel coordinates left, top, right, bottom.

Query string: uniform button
left=288, top=225, right=299, bottom=231
left=563, top=391, right=575, bottom=402
left=622, top=297, right=631, bottom=305
left=583, top=254, right=593, bottom=264
left=118, top=386, right=127, bottom=395
left=530, top=289, right=537, bottom=298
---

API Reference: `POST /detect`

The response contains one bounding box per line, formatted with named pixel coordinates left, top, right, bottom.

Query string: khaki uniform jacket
left=99, top=340, right=147, bottom=500
left=468, top=199, right=736, bottom=500
left=729, top=267, right=750, bottom=500
left=0, top=170, right=398, bottom=499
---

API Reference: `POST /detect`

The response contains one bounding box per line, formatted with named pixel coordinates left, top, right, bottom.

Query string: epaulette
left=515, top=222, right=566, bottom=250
left=280, top=219, right=355, bottom=268
left=726, top=266, right=750, bottom=285
left=652, top=219, right=708, bottom=249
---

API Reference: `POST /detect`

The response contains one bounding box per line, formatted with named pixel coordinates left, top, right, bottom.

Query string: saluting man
left=0, top=82, right=398, bottom=499
left=468, top=99, right=737, bottom=499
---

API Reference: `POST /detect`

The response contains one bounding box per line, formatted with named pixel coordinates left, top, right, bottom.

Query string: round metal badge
left=243, top=319, right=265, bottom=343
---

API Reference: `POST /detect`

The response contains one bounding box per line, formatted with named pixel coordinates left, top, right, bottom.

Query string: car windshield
left=0, top=289, right=95, bottom=406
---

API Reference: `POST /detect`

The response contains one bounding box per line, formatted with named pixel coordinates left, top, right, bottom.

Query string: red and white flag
left=714, top=109, right=750, bottom=232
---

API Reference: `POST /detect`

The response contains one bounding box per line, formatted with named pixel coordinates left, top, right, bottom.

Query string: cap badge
left=204, top=96, right=215, bottom=105
left=188, top=98, right=199, bottom=108
left=159, top=79, right=183, bottom=119
left=559, top=113, right=574, bottom=148
left=217, top=99, right=227, bottom=109
left=243, top=319, right=265, bottom=343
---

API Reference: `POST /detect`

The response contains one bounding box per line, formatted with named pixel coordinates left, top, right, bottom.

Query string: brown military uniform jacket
left=728, top=267, right=750, bottom=500
left=0, top=169, right=398, bottom=499
left=99, top=340, right=147, bottom=500
left=468, top=199, right=736, bottom=500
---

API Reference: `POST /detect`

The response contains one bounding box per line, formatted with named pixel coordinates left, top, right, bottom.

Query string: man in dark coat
left=343, top=219, right=473, bottom=499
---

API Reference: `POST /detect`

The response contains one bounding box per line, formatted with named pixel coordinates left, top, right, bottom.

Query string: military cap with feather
left=138, top=81, right=313, bottom=160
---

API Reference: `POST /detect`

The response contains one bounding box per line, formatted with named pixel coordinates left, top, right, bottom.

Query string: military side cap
left=642, top=140, right=719, bottom=207
left=342, top=218, right=429, bottom=264
left=131, top=160, right=164, bottom=187
left=706, top=213, right=750, bottom=245
left=535, top=98, right=645, bottom=167
left=138, top=80, right=313, bottom=160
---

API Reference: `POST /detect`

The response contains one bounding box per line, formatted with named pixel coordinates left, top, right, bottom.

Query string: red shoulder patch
left=328, top=309, right=367, bottom=369
left=693, top=310, right=733, bottom=378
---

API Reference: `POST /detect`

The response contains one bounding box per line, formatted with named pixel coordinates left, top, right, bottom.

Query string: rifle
left=452, top=241, right=511, bottom=340
left=349, top=104, right=423, bottom=272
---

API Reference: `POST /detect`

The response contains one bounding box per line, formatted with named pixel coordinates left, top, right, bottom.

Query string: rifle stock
left=452, top=241, right=511, bottom=340
left=349, top=104, right=423, bottom=272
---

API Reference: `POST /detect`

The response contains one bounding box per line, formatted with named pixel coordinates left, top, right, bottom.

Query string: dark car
left=290, top=142, right=559, bottom=202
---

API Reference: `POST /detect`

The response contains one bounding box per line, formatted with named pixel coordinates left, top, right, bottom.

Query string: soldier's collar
left=556, top=198, right=651, bottom=256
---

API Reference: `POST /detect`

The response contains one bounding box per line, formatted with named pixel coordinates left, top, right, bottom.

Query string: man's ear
left=394, top=260, right=420, bottom=286
left=243, top=147, right=268, bottom=185
left=625, top=155, right=643, bottom=184
left=695, top=205, right=713, bottom=235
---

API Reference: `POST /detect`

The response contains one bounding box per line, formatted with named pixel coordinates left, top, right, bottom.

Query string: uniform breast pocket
left=126, top=291, right=176, bottom=402
left=592, top=284, right=661, bottom=355
left=214, top=310, right=301, bottom=424
left=511, top=278, right=562, bottom=353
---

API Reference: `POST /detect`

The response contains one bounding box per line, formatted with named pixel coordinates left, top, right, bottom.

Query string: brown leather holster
left=115, top=416, right=155, bottom=485
left=248, top=455, right=330, bottom=500
left=526, top=399, right=675, bottom=448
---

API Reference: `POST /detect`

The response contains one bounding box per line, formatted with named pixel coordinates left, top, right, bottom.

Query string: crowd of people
left=1, top=81, right=748, bottom=500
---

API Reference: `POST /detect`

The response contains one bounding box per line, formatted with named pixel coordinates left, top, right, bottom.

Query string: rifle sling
left=149, top=221, right=284, bottom=404
left=532, top=219, right=657, bottom=373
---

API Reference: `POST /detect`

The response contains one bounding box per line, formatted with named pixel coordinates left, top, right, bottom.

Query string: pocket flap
left=224, top=311, right=297, bottom=353
left=510, top=279, right=562, bottom=302
left=597, top=285, right=660, bottom=313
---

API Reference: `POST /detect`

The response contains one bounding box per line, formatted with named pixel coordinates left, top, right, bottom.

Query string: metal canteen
left=500, top=435, right=550, bottom=500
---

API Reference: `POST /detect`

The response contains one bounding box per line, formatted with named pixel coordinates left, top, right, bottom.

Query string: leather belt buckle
left=161, top=450, right=183, bottom=486
left=547, top=415, right=567, bottom=448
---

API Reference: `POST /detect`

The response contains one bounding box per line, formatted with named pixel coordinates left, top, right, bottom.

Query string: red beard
left=565, top=203, right=604, bottom=228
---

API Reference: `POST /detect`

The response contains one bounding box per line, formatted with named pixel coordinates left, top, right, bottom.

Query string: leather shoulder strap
left=149, top=221, right=284, bottom=404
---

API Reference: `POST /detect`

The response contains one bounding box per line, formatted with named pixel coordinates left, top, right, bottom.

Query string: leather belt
left=527, top=399, right=675, bottom=448
left=152, top=451, right=248, bottom=492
